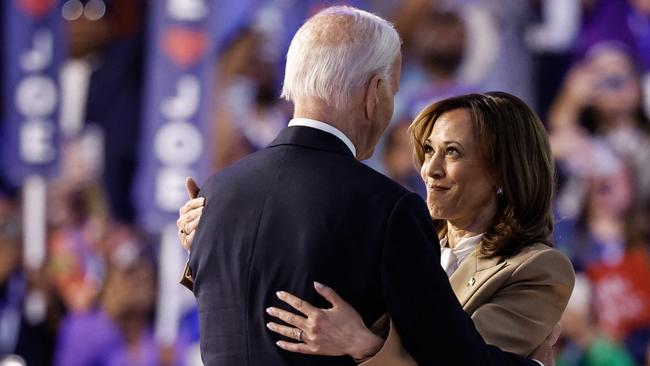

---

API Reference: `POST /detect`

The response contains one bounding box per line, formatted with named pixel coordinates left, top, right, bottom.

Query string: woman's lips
left=426, top=184, right=450, bottom=191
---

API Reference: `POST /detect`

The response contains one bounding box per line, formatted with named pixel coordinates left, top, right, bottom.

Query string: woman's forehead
left=428, top=109, right=474, bottom=141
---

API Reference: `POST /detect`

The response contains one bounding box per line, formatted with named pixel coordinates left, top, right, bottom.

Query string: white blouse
left=439, top=233, right=483, bottom=277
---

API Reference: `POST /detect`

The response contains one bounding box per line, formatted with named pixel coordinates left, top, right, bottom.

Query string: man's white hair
left=281, top=6, right=401, bottom=110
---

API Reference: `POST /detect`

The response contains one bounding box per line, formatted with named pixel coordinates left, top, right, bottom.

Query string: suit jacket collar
left=450, top=250, right=508, bottom=307
left=269, top=126, right=356, bottom=158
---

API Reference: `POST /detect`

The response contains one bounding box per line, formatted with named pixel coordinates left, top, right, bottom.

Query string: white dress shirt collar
left=288, top=118, right=357, bottom=158
left=439, top=233, right=483, bottom=277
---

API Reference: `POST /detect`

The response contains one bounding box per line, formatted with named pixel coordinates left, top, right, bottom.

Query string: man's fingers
left=276, top=291, right=318, bottom=317
left=179, top=197, right=205, bottom=216
left=266, top=322, right=303, bottom=341
left=186, top=215, right=201, bottom=234
left=548, top=323, right=562, bottom=346
left=313, top=281, right=345, bottom=308
left=275, top=340, right=315, bottom=354
left=531, top=323, right=560, bottom=366
left=185, top=207, right=204, bottom=223
left=266, top=307, right=308, bottom=329
left=182, top=230, right=196, bottom=252
left=186, top=177, right=200, bottom=198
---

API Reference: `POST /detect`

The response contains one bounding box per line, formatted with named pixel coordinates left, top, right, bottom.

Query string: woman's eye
left=446, top=147, right=460, bottom=157
left=423, top=144, right=433, bottom=154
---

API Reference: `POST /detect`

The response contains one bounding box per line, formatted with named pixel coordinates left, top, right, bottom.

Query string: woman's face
left=587, top=167, right=633, bottom=220
left=589, top=49, right=640, bottom=117
left=384, top=122, right=413, bottom=178
left=420, top=109, right=497, bottom=225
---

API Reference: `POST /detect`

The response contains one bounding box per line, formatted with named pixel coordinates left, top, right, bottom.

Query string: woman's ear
left=365, top=74, right=382, bottom=120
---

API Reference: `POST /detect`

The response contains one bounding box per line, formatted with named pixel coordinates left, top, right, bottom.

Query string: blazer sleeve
left=179, top=261, right=194, bottom=291
left=359, top=319, right=416, bottom=366
left=471, top=249, right=575, bottom=356
left=379, top=192, right=537, bottom=366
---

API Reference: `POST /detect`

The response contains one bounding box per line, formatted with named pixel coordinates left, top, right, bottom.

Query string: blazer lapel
left=450, top=252, right=508, bottom=307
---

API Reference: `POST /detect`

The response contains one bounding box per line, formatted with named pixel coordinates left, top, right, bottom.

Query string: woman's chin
left=427, top=205, right=448, bottom=220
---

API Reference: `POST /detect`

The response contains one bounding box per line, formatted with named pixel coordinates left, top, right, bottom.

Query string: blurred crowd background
left=1, top=0, right=650, bottom=365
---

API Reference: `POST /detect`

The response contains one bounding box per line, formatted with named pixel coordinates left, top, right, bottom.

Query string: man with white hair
left=186, top=6, right=550, bottom=366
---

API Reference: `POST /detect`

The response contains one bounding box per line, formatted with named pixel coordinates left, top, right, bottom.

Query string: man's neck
left=289, top=118, right=357, bottom=157
left=294, top=101, right=367, bottom=159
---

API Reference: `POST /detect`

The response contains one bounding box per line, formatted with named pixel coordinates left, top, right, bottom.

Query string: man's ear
left=365, top=74, right=382, bottom=120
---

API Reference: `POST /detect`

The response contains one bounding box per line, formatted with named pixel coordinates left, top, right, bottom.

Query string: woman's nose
left=423, top=153, right=444, bottom=179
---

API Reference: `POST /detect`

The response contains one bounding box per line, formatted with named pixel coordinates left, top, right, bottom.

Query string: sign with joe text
left=2, top=0, right=64, bottom=185
left=134, top=0, right=217, bottom=232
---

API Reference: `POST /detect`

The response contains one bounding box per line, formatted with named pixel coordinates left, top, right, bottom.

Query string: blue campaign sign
left=209, top=0, right=260, bottom=51
left=133, top=0, right=370, bottom=232
left=134, top=0, right=219, bottom=232
left=1, top=0, right=64, bottom=185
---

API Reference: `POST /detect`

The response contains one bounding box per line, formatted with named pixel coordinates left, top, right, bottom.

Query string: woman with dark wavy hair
left=177, top=92, right=575, bottom=364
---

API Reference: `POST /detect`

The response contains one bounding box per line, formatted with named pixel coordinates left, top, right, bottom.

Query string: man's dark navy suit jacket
left=189, top=126, right=536, bottom=366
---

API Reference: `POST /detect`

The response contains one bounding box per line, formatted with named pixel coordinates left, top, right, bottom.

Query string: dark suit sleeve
left=380, top=192, right=537, bottom=366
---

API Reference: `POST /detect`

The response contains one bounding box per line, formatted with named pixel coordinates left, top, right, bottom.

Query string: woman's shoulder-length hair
left=408, top=92, right=555, bottom=258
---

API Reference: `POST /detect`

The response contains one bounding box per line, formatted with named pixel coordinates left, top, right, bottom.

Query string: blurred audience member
left=553, top=147, right=638, bottom=266
left=46, top=133, right=109, bottom=313
left=391, top=0, right=541, bottom=117
left=0, top=198, right=23, bottom=358
left=0, top=196, right=58, bottom=366
left=550, top=43, right=650, bottom=211
left=211, top=28, right=291, bottom=171
left=575, top=0, right=650, bottom=113
left=575, top=0, right=650, bottom=72
left=381, top=121, right=425, bottom=197
left=552, top=140, right=650, bottom=363
left=557, top=274, right=636, bottom=366
left=394, top=6, right=475, bottom=121
left=54, top=229, right=187, bottom=366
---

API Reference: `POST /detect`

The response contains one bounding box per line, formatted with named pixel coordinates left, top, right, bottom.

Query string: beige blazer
left=360, top=243, right=575, bottom=365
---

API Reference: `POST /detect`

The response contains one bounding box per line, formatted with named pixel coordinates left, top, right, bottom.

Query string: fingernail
left=276, top=291, right=284, bottom=298
left=266, top=322, right=272, bottom=329
left=266, top=307, right=273, bottom=314
left=314, top=281, right=324, bottom=290
left=276, top=341, right=282, bottom=346
left=200, top=197, right=206, bottom=203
